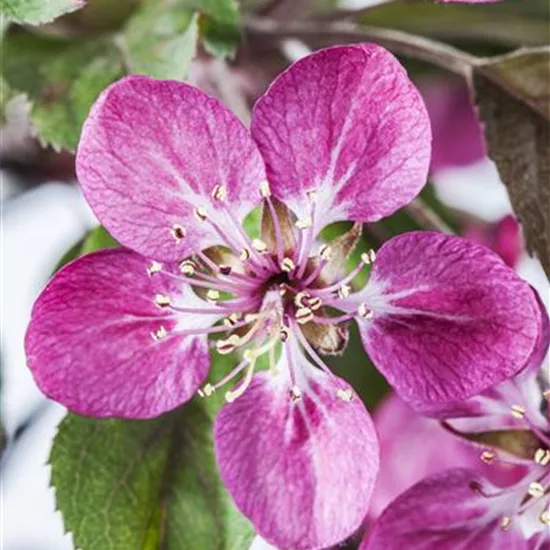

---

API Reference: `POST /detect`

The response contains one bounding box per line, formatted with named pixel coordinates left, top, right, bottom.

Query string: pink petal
left=77, top=76, right=266, bottom=261
left=251, top=44, right=431, bottom=230
left=25, top=248, right=218, bottom=418
left=370, top=393, right=501, bottom=519
left=214, top=371, right=379, bottom=550
left=363, top=469, right=527, bottom=550
left=357, top=232, right=540, bottom=413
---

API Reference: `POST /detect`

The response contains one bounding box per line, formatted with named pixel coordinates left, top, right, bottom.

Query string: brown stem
left=243, top=15, right=477, bottom=77
left=406, top=198, right=454, bottom=234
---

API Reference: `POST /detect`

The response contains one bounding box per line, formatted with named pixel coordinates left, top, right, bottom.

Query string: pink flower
left=25, top=45, right=541, bottom=549
left=363, top=305, right=549, bottom=549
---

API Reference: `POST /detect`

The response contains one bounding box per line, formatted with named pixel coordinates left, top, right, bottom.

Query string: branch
left=243, top=15, right=478, bottom=78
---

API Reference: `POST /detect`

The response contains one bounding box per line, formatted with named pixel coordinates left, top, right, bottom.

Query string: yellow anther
left=318, top=244, right=333, bottom=261
left=295, top=216, right=313, bottom=230
left=296, top=307, right=313, bottom=325
left=511, top=404, right=526, bottom=419
left=289, top=385, right=302, bottom=402
left=252, top=239, right=268, bottom=253
left=154, top=294, right=171, bottom=308
left=240, top=248, right=251, bottom=261
left=219, top=264, right=232, bottom=275
left=540, top=509, right=550, bottom=525
left=337, top=284, right=351, bottom=299
left=198, top=383, right=215, bottom=398
left=337, top=388, right=354, bottom=402
left=358, top=303, right=374, bottom=319
left=281, top=257, right=295, bottom=272
left=206, top=289, right=220, bottom=303
left=211, top=184, right=227, bottom=201
left=534, top=448, right=550, bottom=466
left=147, top=261, right=163, bottom=276
left=480, top=451, right=496, bottom=464
left=224, top=313, right=241, bottom=327
left=151, top=326, right=168, bottom=341
left=260, top=181, right=271, bottom=198
left=308, top=296, right=322, bottom=311
left=528, top=481, right=544, bottom=498
left=179, top=260, right=196, bottom=276
left=170, top=224, right=186, bottom=240
left=306, top=189, right=317, bottom=202
left=279, top=326, right=290, bottom=342
left=194, top=206, right=208, bottom=222
left=500, top=516, right=512, bottom=531
left=294, top=291, right=310, bottom=308
left=244, top=313, right=258, bottom=323
left=279, top=286, right=287, bottom=297
left=216, top=335, right=240, bottom=355
left=361, top=249, right=377, bottom=264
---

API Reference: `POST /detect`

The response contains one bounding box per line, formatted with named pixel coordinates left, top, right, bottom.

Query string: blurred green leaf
left=182, top=0, right=239, bottom=25
left=0, top=0, right=85, bottom=25
left=51, top=398, right=254, bottom=550
left=199, top=16, right=241, bottom=59
left=2, top=32, right=124, bottom=150
left=359, top=1, right=549, bottom=47
left=122, top=2, right=198, bottom=79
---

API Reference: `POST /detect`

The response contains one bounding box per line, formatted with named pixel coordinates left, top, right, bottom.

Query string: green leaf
left=51, top=400, right=254, bottom=550
left=473, top=47, right=550, bottom=276
left=199, top=16, right=241, bottom=59
left=122, top=2, right=199, bottom=80
left=2, top=31, right=124, bottom=151
left=0, top=0, right=85, bottom=25
left=181, top=0, right=239, bottom=25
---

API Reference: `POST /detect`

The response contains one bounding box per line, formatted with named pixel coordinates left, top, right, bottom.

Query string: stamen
left=179, top=260, right=197, bottom=276
left=279, top=325, right=290, bottom=342
left=337, top=284, right=351, bottom=299
left=206, top=289, right=220, bottom=304
left=211, top=185, right=227, bottom=201
left=154, top=294, right=171, bottom=308
left=224, top=313, right=242, bottom=327
left=240, top=248, right=251, bottom=261
left=289, top=385, right=302, bottom=402
left=511, top=404, right=526, bottom=419
left=279, top=285, right=287, bottom=297
left=357, top=303, right=374, bottom=320
left=225, top=359, right=256, bottom=403
left=308, top=296, right=322, bottom=310
left=480, top=451, right=496, bottom=464
left=544, top=389, right=550, bottom=401
left=260, top=180, right=271, bottom=198
left=306, top=189, right=317, bottom=202
left=219, top=264, right=232, bottom=276
left=295, top=216, right=313, bottom=230
left=500, top=516, right=512, bottom=531
left=194, top=206, right=208, bottom=222
left=527, top=481, right=544, bottom=498
left=281, top=257, right=295, bottom=272
left=318, top=244, right=333, bottom=261
left=198, top=383, right=215, bottom=397
left=252, top=239, right=268, bottom=254
left=294, top=292, right=310, bottom=308
left=540, top=509, right=550, bottom=525
left=171, top=224, right=186, bottom=240
left=337, top=388, right=354, bottom=402
left=147, top=261, right=163, bottom=276
left=296, top=307, right=314, bottom=324
left=216, top=334, right=240, bottom=355
left=151, top=326, right=168, bottom=341
left=534, top=448, right=550, bottom=466
left=361, top=249, right=377, bottom=264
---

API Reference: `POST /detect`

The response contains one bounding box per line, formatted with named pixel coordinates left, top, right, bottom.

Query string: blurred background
left=1, top=0, right=549, bottom=548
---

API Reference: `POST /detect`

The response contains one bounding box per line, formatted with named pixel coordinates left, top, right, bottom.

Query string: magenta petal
left=251, top=44, right=431, bottom=229
left=25, top=249, right=215, bottom=418
left=214, top=371, right=379, bottom=550
left=363, top=469, right=527, bottom=550
left=77, top=76, right=266, bottom=261
left=358, top=232, right=540, bottom=413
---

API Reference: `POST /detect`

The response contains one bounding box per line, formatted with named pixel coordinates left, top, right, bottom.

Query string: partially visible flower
left=363, top=302, right=550, bottom=549
left=25, top=44, right=541, bottom=549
